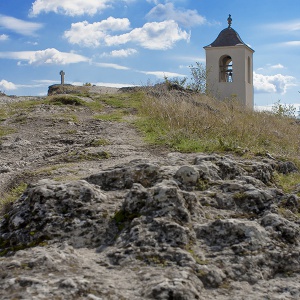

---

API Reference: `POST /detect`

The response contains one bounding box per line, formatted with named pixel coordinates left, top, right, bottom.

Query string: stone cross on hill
left=60, top=70, right=65, bottom=85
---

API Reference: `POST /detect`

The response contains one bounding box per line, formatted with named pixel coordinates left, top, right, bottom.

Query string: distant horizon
left=2, top=80, right=299, bottom=116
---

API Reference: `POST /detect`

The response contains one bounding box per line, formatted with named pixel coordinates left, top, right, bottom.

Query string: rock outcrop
left=1, top=153, right=299, bottom=299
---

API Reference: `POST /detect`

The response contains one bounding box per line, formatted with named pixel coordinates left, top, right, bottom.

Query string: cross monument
left=60, top=70, right=65, bottom=85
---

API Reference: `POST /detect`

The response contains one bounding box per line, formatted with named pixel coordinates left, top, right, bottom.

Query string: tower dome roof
left=207, top=27, right=246, bottom=47
left=204, top=15, right=254, bottom=51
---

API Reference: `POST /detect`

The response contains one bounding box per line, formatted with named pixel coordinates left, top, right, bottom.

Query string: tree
left=187, top=62, right=208, bottom=94
left=163, top=62, right=208, bottom=94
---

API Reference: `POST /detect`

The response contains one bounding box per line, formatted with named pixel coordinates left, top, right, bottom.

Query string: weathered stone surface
left=1, top=90, right=300, bottom=300
left=1, top=152, right=300, bottom=299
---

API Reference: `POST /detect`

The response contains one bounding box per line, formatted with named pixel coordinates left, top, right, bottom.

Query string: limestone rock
left=1, top=153, right=300, bottom=299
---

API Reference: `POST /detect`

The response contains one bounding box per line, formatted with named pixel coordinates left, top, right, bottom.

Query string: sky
left=0, top=0, right=300, bottom=112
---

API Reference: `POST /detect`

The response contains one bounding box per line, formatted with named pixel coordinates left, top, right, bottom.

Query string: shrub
left=271, top=100, right=296, bottom=117
left=163, top=62, right=208, bottom=94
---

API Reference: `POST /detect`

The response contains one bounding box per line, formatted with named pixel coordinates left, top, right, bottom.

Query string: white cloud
left=72, top=81, right=136, bottom=88
left=30, top=0, right=113, bottom=16
left=0, top=48, right=89, bottom=65
left=105, top=20, right=190, bottom=50
left=0, top=79, right=17, bottom=91
left=0, top=14, right=43, bottom=36
left=146, top=3, right=206, bottom=27
left=270, top=64, right=284, bottom=69
left=64, top=17, right=130, bottom=47
left=146, top=0, right=160, bottom=4
left=282, top=41, right=300, bottom=46
left=65, top=18, right=190, bottom=50
left=32, top=79, right=58, bottom=85
left=253, top=72, right=296, bottom=94
left=94, top=62, right=129, bottom=70
left=93, top=82, right=136, bottom=88
left=140, top=71, right=186, bottom=79
left=267, top=20, right=300, bottom=32
left=0, top=34, right=9, bottom=41
left=110, top=48, right=138, bottom=57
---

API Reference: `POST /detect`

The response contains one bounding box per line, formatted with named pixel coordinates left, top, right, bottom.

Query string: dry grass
left=0, top=183, right=27, bottom=217
left=137, top=87, right=300, bottom=161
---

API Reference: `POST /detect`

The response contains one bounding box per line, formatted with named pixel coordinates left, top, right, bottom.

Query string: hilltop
left=0, top=86, right=300, bottom=299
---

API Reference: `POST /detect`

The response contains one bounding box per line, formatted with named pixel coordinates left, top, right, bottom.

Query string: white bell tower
left=204, top=15, right=254, bottom=109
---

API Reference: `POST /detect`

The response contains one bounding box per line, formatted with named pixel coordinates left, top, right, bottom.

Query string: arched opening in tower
left=219, top=55, right=233, bottom=82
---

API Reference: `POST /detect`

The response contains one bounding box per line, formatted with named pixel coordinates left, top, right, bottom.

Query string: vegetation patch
left=136, top=88, right=300, bottom=163
left=0, top=183, right=27, bottom=217
left=45, top=95, right=85, bottom=106
left=51, top=113, right=79, bottom=123
left=97, top=92, right=144, bottom=109
left=7, top=98, right=43, bottom=113
left=0, top=125, right=16, bottom=137
left=94, top=111, right=128, bottom=122
left=87, top=138, right=110, bottom=147
left=0, top=236, right=50, bottom=257
left=0, top=107, right=8, bottom=122
left=196, top=178, right=210, bottom=191
left=85, top=99, right=103, bottom=112
left=273, top=171, right=300, bottom=193
left=63, top=150, right=110, bottom=162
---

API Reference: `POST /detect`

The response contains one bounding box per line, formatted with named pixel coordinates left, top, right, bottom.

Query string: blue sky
left=0, top=0, right=300, bottom=111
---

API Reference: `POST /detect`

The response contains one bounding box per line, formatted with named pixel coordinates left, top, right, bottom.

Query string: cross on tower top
left=227, top=14, right=232, bottom=28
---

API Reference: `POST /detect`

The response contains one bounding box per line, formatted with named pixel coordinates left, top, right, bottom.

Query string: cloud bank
left=0, top=34, right=9, bottom=41
left=30, top=0, right=112, bottom=16
left=64, top=17, right=131, bottom=47
left=65, top=18, right=190, bottom=50
left=0, top=48, right=89, bottom=65
left=0, top=14, right=43, bottom=36
left=254, top=72, right=296, bottom=94
left=146, top=3, right=206, bottom=27
left=0, top=80, right=17, bottom=91
left=30, top=0, right=135, bottom=16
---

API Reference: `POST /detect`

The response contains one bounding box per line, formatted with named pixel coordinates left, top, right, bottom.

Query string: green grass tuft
left=45, top=95, right=85, bottom=106
left=0, top=183, right=28, bottom=217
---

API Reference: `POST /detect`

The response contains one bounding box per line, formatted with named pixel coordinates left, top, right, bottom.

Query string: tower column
left=203, top=15, right=254, bottom=109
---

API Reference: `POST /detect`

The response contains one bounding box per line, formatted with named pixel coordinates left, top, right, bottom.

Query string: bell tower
left=204, top=15, right=254, bottom=108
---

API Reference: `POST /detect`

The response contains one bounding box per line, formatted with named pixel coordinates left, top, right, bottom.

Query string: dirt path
left=0, top=91, right=164, bottom=196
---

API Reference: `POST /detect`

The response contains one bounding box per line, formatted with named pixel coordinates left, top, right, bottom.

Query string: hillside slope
left=0, top=88, right=300, bottom=300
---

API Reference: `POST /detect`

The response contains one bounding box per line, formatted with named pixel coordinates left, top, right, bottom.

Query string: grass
left=93, top=92, right=144, bottom=122
left=136, top=88, right=300, bottom=162
left=273, top=171, right=300, bottom=194
left=52, top=112, right=79, bottom=123
left=94, top=111, right=128, bottom=122
left=87, top=138, right=110, bottom=147
left=7, top=99, right=43, bottom=112
left=0, top=125, right=16, bottom=137
left=45, top=95, right=85, bottom=106
left=63, top=150, right=111, bottom=162
left=96, top=92, right=143, bottom=109
left=0, top=183, right=27, bottom=217
left=0, top=107, right=8, bottom=121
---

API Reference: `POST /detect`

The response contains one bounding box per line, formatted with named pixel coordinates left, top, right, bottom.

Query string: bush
left=271, top=100, right=296, bottom=117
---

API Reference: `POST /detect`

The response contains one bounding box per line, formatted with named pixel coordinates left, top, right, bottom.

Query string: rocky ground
left=0, top=88, right=300, bottom=299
